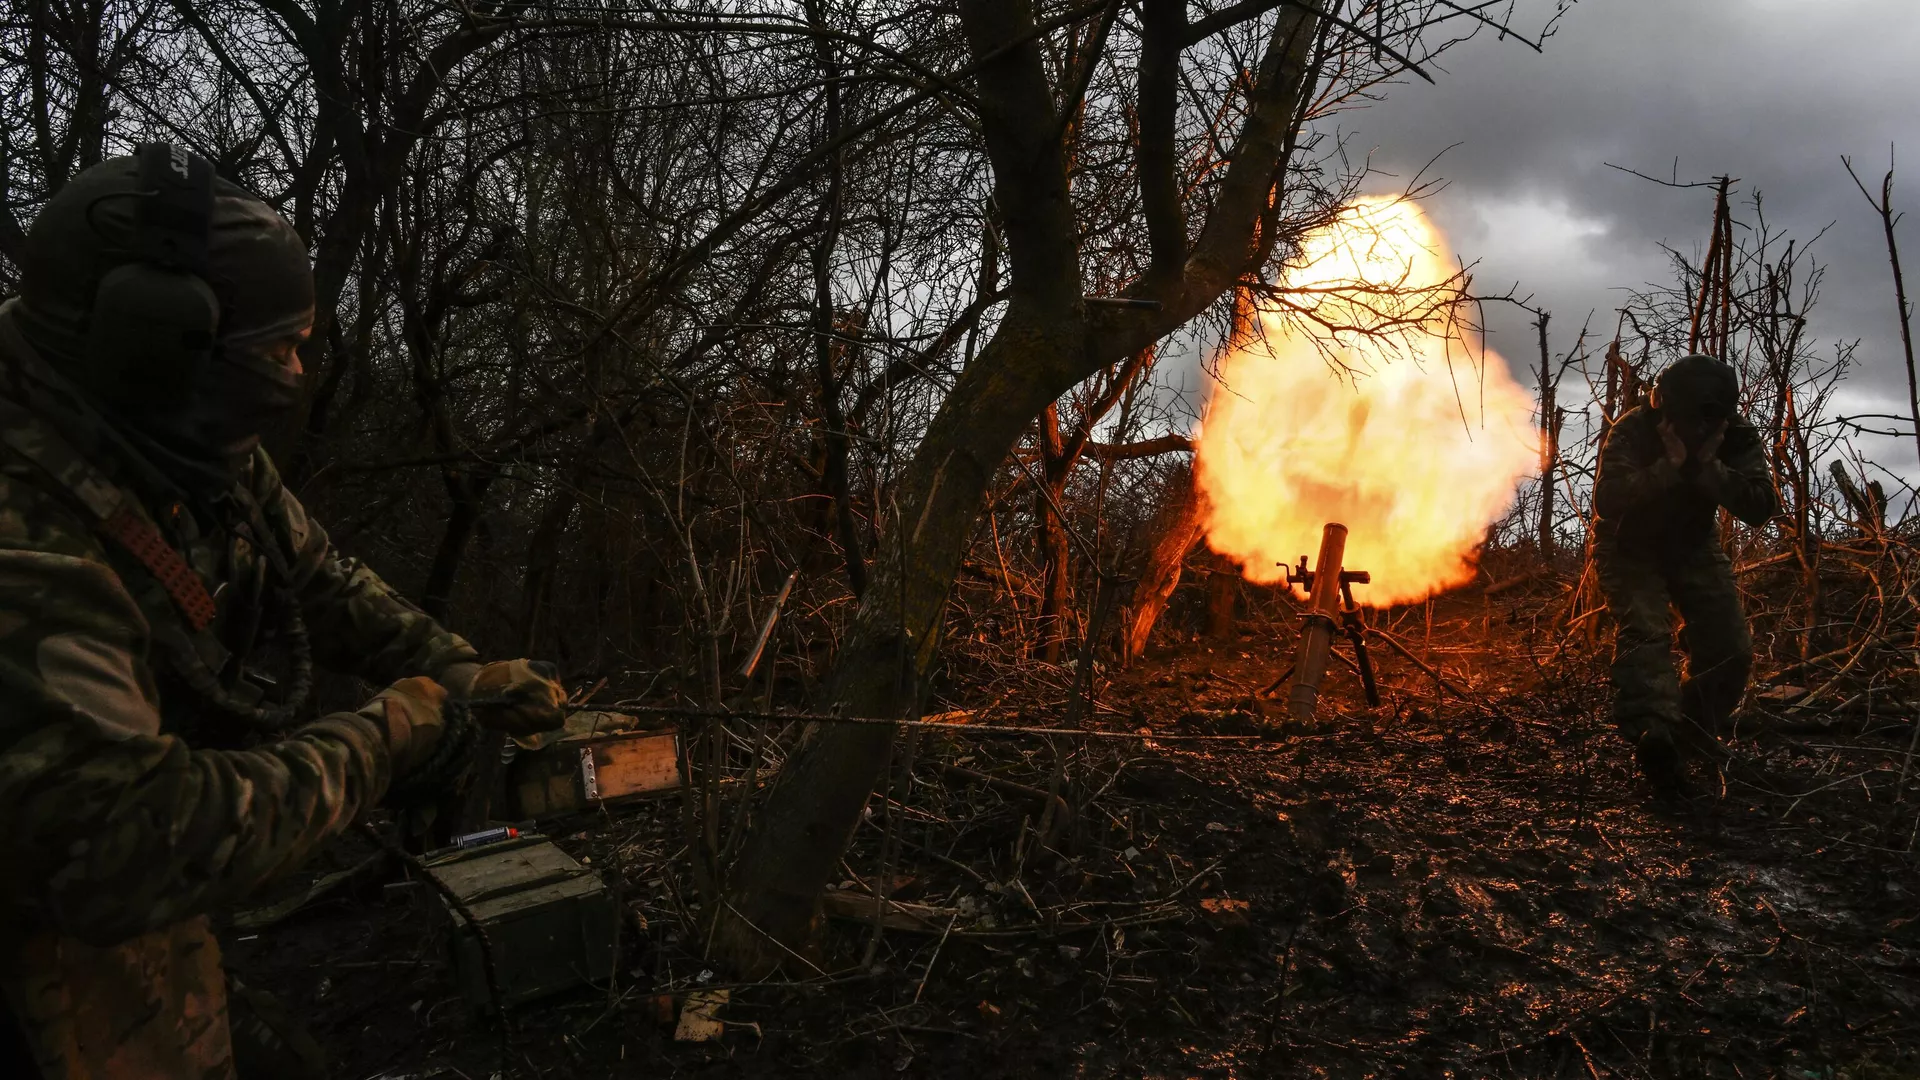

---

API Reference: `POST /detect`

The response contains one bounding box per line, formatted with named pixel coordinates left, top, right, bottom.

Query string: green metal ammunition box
left=422, top=836, right=617, bottom=1007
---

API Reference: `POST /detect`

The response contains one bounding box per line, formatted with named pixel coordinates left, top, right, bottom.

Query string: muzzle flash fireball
left=1196, top=197, right=1538, bottom=608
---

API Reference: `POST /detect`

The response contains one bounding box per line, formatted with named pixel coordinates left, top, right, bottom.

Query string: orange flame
left=1195, top=197, right=1538, bottom=606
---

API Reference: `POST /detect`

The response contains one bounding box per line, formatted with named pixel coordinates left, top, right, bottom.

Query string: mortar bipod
left=1335, top=576, right=1382, bottom=709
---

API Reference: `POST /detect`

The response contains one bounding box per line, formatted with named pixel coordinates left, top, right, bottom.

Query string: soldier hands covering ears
left=1592, top=353, right=1776, bottom=802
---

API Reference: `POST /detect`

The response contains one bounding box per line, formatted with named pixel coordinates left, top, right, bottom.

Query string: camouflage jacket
left=0, top=305, right=476, bottom=1077
left=1592, top=404, right=1778, bottom=558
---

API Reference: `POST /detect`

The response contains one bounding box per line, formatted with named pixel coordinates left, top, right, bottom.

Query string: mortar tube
left=1287, top=523, right=1349, bottom=722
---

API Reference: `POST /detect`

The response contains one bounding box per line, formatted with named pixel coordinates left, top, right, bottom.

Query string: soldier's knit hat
left=1652, top=354, right=1739, bottom=421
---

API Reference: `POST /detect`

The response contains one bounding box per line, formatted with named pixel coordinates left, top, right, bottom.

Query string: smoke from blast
left=1195, top=197, right=1540, bottom=607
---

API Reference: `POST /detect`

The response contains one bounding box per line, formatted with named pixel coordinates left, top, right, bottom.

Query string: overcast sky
left=1306, top=0, right=1920, bottom=489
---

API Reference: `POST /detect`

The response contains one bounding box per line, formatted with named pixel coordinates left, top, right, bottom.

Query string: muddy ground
left=227, top=584, right=1920, bottom=1079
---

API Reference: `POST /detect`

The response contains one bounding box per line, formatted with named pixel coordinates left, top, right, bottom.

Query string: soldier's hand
left=466, top=658, right=567, bottom=737
left=1695, top=419, right=1727, bottom=464
left=1657, top=418, right=1688, bottom=468
left=367, top=676, right=448, bottom=775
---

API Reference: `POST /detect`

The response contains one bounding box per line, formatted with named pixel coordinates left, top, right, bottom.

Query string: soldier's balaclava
left=1651, top=353, right=1739, bottom=446
left=13, top=149, right=314, bottom=497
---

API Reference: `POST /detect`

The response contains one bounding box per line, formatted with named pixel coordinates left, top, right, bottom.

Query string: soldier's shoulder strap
left=0, top=324, right=218, bottom=632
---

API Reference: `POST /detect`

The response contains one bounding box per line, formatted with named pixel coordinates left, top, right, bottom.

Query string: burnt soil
left=227, top=585, right=1920, bottom=1079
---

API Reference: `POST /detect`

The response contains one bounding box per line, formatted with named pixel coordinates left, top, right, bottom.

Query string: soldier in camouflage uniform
left=1592, top=353, right=1777, bottom=799
left=0, top=146, right=568, bottom=1078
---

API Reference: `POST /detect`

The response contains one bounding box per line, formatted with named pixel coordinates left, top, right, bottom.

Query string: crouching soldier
left=1592, top=353, right=1777, bottom=799
left=0, top=145, right=568, bottom=1078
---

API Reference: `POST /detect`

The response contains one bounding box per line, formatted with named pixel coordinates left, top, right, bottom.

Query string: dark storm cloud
left=1341, top=0, right=1920, bottom=479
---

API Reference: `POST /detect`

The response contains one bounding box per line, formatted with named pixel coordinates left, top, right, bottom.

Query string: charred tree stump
left=1121, top=468, right=1205, bottom=663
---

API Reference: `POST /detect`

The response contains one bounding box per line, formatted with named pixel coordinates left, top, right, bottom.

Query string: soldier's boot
left=229, top=976, right=329, bottom=1080
left=1672, top=713, right=1730, bottom=784
left=1633, top=730, right=1693, bottom=804
left=1676, top=667, right=1743, bottom=788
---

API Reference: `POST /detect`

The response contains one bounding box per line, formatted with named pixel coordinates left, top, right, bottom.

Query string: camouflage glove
left=365, top=676, right=448, bottom=776
left=449, top=658, right=566, bottom=738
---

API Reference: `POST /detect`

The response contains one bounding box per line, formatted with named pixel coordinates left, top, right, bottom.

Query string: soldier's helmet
left=1650, top=353, right=1738, bottom=425
left=13, top=145, right=314, bottom=493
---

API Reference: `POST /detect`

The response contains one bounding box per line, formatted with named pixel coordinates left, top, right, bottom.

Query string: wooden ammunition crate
left=507, top=728, right=682, bottom=819
left=422, top=836, right=617, bottom=1007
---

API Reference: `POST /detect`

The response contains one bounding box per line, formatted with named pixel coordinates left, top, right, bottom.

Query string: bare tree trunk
left=809, top=4, right=868, bottom=599
left=1035, top=405, right=1073, bottom=661
left=1779, top=387, right=1819, bottom=661
left=421, top=473, right=491, bottom=622
left=1688, top=178, right=1733, bottom=356
left=1535, top=311, right=1556, bottom=560
left=1846, top=153, right=1920, bottom=473
left=1122, top=469, right=1205, bottom=663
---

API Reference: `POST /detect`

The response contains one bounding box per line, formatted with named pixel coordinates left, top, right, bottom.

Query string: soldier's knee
left=1611, top=630, right=1676, bottom=683
left=1677, top=569, right=1751, bottom=658
left=1611, top=652, right=1680, bottom=709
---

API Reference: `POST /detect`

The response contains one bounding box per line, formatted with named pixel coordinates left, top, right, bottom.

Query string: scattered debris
left=228, top=581, right=1920, bottom=1079
left=819, top=889, right=960, bottom=933
left=672, top=990, right=728, bottom=1042
left=1197, top=897, right=1251, bottom=927
left=1757, top=684, right=1809, bottom=706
